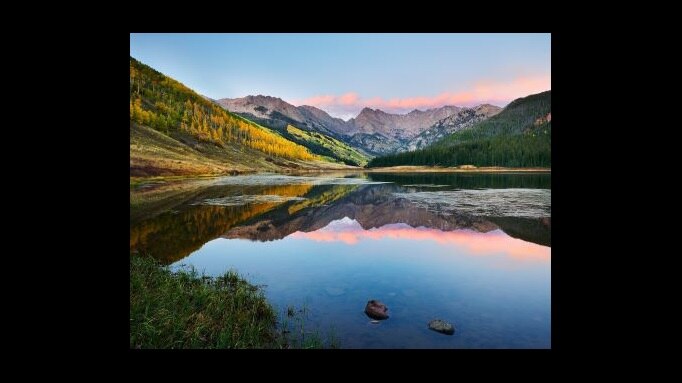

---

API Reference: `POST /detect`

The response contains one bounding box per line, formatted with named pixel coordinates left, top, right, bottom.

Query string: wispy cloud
left=292, top=75, right=550, bottom=119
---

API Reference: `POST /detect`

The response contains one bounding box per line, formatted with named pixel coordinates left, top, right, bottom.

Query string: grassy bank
left=130, top=256, right=335, bottom=349
left=131, top=256, right=276, bottom=348
left=131, top=123, right=359, bottom=179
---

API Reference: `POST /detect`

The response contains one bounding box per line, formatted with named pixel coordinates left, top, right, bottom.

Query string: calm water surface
left=130, top=172, right=551, bottom=348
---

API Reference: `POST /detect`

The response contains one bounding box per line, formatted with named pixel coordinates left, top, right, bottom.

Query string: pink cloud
left=302, top=94, right=336, bottom=105
left=338, top=92, right=359, bottom=105
left=289, top=222, right=550, bottom=262
left=292, top=75, right=550, bottom=119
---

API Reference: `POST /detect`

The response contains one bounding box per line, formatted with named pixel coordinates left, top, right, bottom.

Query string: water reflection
left=367, top=172, right=551, bottom=189
left=130, top=183, right=316, bottom=263
left=130, top=174, right=551, bottom=264
left=289, top=218, right=549, bottom=262
left=130, top=173, right=551, bottom=348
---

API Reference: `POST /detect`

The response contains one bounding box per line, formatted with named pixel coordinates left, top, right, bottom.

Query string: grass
left=278, top=304, right=340, bottom=349
left=131, top=123, right=358, bottom=178
left=130, top=255, right=338, bottom=349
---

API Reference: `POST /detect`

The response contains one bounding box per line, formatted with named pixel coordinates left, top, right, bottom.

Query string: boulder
left=428, top=319, right=455, bottom=335
left=364, top=300, right=389, bottom=320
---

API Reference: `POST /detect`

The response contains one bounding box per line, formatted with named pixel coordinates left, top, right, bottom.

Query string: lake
left=130, top=172, right=551, bottom=349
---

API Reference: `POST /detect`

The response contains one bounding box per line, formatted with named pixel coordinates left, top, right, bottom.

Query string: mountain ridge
left=368, top=90, right=551, bottom=168
left=217, top=95, right=369, bottom=165
left=219, top=95, right=502, bottom=156
left=401, top=104, right=502, bottom=151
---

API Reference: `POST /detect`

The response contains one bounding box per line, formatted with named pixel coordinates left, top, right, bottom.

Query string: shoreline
left=364, top=166, right=551, bottom=173
left=131, top=166, right=550, bottom=184
left=130, top=256, right=332, bottom=349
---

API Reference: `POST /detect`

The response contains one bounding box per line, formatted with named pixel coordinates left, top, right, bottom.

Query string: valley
left=129, top=33, right=551, bottom=350
left=130, top=56, right=549, bottom=179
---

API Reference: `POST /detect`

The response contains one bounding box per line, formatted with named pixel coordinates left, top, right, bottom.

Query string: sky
left=130, top=33, right=550, bottom=120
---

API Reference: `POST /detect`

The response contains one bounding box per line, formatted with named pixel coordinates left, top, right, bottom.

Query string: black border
left=111, top=29, right=582, bottom=365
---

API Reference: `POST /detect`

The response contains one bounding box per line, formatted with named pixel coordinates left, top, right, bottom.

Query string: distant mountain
left=218, top=96, right=344, bottom=137
left=129, top=57, right=353, bottom=177
left=339, top=106, right=460, bottom=155
left=217, top=96, right=369, bottom=166
left=368, top=90, right=551, bottom=168
left=348, top=106, right=461, bottom=138
left=297, top=105, right=350, bottom=135
left=401, top=104, right=501, bottom=151
left=219, top=96, right=500, bottom=156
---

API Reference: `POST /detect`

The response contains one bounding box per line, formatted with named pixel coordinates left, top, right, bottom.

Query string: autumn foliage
left=130, top=57, right=315, bottom=161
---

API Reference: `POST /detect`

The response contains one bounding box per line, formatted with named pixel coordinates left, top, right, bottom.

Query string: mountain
left=219, top=96, right=501, bottom=157
left=129, top=57, right=353, bottom=177
left=297, top=105, right=349, bottom=135
left=217, top=96, right=369, bottom=165
left=218, top=96, right=344, bottom=137
left=337, top=106, right=458, bottom=156
left=368, top=90, right=551, bottom=168
left=401, top=104, right=502, bottom=151
left=347, top=106, right=461, bottom=138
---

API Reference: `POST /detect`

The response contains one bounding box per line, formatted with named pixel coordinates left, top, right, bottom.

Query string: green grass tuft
left=130, top=255, right=277, bottom=348
left=130, top=255, right=339, bottom=349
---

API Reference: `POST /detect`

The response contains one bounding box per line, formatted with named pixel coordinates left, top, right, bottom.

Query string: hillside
left=130, top=122, right=319, bottom=177
left=284, top=125, right=368, bottom=166
left=130, top=57, right=348, bottom=177
left=218, top=96, right=370, bottom=164
left=400, top=104, right=502, bottom=151
left=368, top=91, right=551, bottom=168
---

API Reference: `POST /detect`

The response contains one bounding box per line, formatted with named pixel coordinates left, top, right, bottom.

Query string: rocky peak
left=218, top=94, right=306, bottom=121
left=247, top=94, right=279, bottom=102
left=400, top=104, right=502, bottom=152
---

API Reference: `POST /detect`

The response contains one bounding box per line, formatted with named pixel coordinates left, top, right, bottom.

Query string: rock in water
left=365, top=300, right=389, bottom=320
left=428, top=319, right=455, bottom=335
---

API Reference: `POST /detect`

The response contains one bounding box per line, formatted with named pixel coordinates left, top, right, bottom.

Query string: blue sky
left=130, top=33, right=550, bottom=120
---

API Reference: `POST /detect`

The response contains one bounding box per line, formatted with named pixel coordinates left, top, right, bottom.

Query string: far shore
left=364, top=165, right=551, bottom=173
left=131, top=165, right=551, bottom=184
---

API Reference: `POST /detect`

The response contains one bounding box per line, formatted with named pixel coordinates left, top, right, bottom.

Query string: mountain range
left=218, top=96, right=501, bottom=156
left=130, top=56, right=549, bottom=177
left=367, top=90, right=552, bottom=168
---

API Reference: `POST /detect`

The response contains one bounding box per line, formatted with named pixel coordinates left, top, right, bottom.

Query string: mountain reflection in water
left=130, top=173, right=551, bottom=349
left=131, top=176, right=550, bottom=265
left=289, top=218, right=549, bottom=262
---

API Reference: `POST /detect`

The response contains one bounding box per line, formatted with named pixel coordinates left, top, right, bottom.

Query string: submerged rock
left=364, top=300, right=389, bottom=320
left=428, top=319, right=455, bottom=335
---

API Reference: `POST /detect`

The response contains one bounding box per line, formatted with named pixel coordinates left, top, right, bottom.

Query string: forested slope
left=130, top=57, right=347, bottom=176
left=368, top=91, right=551, bottom=168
